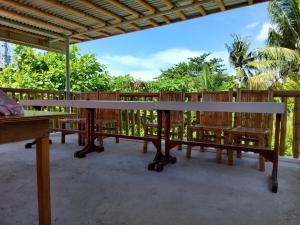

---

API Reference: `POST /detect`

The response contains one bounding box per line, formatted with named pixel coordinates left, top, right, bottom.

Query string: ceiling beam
left=0, top=0, right=94, bottom=42
left=0, top=25, right=48, bottom=40
left=0, top=0, right=87, bottom=31
left=0, top=8, right=72, bottom=35
left=76, top=0, right=141, bottom=31
left=198, top=5, right=207, bottom=16
left=76, top=0, right=122, bottom=23
left=0, top=26, right=65, bottom=53
left=38, top=0, right=105, bottom=26
left=108, top=0, right=140, bottom=17
left=38, top=0, right=127, bottom=36
left=0, top=16, right=65, bottom=39
left=162, top=0, right=186, bottom=21
left=134, top=0, right=171, bottom=23
left=215, top=0, right=226, bottom=11
left=108, top=0, right=159, bottom=27
left=74, top=0, right=213, bottom=37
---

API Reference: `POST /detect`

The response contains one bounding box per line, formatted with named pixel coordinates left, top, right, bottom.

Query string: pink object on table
left=0, top=89, right=24, bottom=116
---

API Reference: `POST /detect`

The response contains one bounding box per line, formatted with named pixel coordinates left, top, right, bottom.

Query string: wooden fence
left=1, top=87, right=300, bottom=159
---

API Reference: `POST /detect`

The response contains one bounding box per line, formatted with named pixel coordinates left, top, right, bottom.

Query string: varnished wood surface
left=0, top=110, right=73, bottom=123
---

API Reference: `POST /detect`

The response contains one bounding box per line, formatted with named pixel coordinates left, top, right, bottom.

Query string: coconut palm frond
left=249, top=72, right=278, bottom=89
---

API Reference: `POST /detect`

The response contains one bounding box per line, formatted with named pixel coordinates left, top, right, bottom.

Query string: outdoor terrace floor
left=1, top=134, right=300, bottom=225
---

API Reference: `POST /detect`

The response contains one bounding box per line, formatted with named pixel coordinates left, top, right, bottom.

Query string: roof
left=0, top=0, right=268, bottom=53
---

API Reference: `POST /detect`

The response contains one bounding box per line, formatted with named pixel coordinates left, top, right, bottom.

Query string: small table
left=0, top=110, right=72, bottom=225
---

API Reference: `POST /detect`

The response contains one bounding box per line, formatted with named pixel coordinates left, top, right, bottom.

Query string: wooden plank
left=292, top=97, right=300, bottom=158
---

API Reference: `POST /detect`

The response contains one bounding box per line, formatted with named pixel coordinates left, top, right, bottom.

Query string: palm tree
left=226, top=34, right=254, bottom=88
left=249, top=0, right=300, bottom=89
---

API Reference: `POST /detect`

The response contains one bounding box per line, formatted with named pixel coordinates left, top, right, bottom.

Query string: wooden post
left=279, top=97, right=287, bottom=156
left=292, top=97, right=300, bottom=158
left=36, top=136, right=51, bottom=225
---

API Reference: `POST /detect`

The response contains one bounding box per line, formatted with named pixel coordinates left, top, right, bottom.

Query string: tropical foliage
left=0, top=45, right=109, bottom=91
left=225, top=34, right=255, bottom=87
left=0, top=48, right=236, bottom=92
left=248, top=0, right=300, bottom=89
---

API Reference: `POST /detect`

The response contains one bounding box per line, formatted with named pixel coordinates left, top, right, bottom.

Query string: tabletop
left=19, top=100, right=285, bottom=114
left=0, top=110, right=74, bottom=123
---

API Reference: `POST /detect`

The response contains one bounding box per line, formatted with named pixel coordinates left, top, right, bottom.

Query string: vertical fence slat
left=292, top=97, right=300, bottom=158
left=279, top=97, right=287, bottom=156
left=125, top=97, right=129, bottom=135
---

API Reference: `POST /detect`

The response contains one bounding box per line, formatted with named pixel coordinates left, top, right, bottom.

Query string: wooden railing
left=1, top=87, right=299, bottom=159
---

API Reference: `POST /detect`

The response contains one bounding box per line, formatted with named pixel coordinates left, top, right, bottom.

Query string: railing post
left=65, top=37, right=70, bottom=101
left=292, top=97, right=300, bottom=158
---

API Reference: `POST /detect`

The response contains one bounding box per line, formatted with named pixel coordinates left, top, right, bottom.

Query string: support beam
left=72, top=0, right=212, bottom=37
left=0, top=17, right=64, bottom=39
left=77, top=0, right=122, bottom=23
left=162, top=0, right=186, bottom=21
left=37, top=0, right=126, bottom=35
left=65, top=38, right=71, bottom=101
left=108, top=0, right=140, bottom=17
left=198, top=5, right=207, bottom=16
left=0, top=8, right=72, bottom=35
left=0, top=0, right=87, bottom=31
left=134, top=0, right=171, bottom=23
left=215, top=0, right=226, bottom=11
left=0, top=27, right=65, bottom=53
left=109, top=0, right=159, bottom=26
left=76, top=0, right=140, bottom=31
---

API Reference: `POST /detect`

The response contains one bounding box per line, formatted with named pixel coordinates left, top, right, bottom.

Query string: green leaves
left=0, top=45, right=109, bottom=91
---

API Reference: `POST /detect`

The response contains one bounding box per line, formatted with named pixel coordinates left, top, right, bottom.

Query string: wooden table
left=19, top=100, right=285, bottom=193
left=0, top=110, right=72, bottom=225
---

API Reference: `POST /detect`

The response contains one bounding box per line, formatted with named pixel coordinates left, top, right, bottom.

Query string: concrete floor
left=0, top=134, right=300, bottom=225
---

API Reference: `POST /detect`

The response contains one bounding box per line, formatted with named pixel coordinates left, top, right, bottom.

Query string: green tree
left=158, top=53, right=225, bottom=79
left=249, top=0, right=300, bottom=89
left=0, top=45, right=109, bottom=91
left=152, top=54, right=235, bottom=92
left=226, top=34, right=255, bottom=88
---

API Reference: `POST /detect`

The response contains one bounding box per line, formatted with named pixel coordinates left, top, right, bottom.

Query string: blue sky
left=78, top=2, right=271, bottom=81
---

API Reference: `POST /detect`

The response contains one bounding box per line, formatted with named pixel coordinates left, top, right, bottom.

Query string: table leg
left=155, top=110, right=176, bottom=172
left=36, top=136, right=51, bottom=225
left=148, top=110, right=164, bottom=171
left=74, top=108, right=104, bottom=158
left=271, top=113, right=281, bottom=193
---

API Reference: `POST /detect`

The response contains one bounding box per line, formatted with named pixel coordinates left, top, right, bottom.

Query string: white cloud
left=246, top=22, right=259, bottom=29
left=256, top=22, right=272, bottom=42
left=98, top=48, right=230, bottom=81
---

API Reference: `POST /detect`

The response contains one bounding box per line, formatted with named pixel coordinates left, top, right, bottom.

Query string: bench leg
left=225, top=132, right=233, bottom=166
left=61, top=122, right=66, bottom=144
left=216, top=131, right=222, bottom=164
left=143, top=125, right=148, bottom=153
left=115, top=123, right=119, bottom=143
left=258, top=136, right=266, bottom=172
left=177, top=126, right=183, bottom=150
left=186, top=128, right=193, bottom=158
